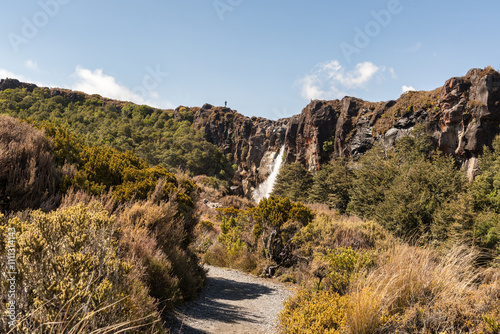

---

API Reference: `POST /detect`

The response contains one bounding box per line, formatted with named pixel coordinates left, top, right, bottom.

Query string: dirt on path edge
left=167, top=265, right=295, bottom=334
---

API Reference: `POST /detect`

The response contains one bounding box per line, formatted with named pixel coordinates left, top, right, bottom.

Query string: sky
left=0, top=0, right=499, bottom=120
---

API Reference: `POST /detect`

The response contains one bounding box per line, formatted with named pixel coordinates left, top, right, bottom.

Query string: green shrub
left=0, top=204, right=164, bottom=333
left=308, top=159, right=352, bottom=213
left=321, top=248, right=373, bottom=294
left=279, top=289, right=349, bottom=334
left=272, top=162, right=313, bottom=202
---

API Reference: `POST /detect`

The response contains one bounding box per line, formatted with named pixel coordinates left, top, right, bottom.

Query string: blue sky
left=1, top=0, right=499, bottom=119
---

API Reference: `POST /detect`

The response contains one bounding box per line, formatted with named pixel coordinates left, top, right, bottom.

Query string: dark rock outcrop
left=285, top=100, right=341, bottom=169
left=0, top=78, right=37, bottom=92
left=192, top=68, right=500, bottom=195
left=192, top=104, right=287, bottom=195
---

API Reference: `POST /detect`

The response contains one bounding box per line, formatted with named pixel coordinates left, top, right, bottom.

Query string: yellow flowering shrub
left=0, top=204, right=164, bottom=333
left=279, top=288, right=349, bottom=334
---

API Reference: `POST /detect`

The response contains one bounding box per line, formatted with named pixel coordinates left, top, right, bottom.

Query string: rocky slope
left=191, top=68, right=500, bottom=196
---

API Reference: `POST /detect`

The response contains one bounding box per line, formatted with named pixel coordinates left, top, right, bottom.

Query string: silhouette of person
left=225, top=101, right=227, bottom=107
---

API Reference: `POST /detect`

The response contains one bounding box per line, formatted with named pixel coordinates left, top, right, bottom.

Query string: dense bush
left=272, top=162, right=313, bottom=202
left=279, top=289, right=349, bottom=334
left=0, top=205, right=165, bottom=333
left=469, top=135, right=500, bottom=257
left=280, top=242, right=500, bottom=334
left=308, top=159, right=352, bottom=213
left=346, top=245, right=500, bottom=334
left=0, top=116, right=206, bottom=332
left=273, top=126, right=498, bottom=259
left=0, top=115, right=60, bottom=212
left=252, top=197, right=313, bottom=269
left=117, top=197, right=205, bottom=308
left=203, top=197, right=314, bottom=276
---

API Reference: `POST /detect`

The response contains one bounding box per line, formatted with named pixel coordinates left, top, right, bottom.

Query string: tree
left=272, top=162, right=313, bottom=202
left=347, top=144, right=397, bottom=218
left=374, top=154, right=465, bottom=240
left=308, top=158, right=352, bottom=212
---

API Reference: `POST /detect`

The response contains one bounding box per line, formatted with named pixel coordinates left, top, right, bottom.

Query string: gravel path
left=168, top=265, right=294, bottom=334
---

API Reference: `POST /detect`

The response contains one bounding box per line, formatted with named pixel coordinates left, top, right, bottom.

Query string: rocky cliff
left=192, top=68, right=500, bottom=196
left=191, top=103, right=288, bottom=196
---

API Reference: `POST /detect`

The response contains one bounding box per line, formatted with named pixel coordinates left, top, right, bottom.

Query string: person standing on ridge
left=225, top=101, right=227, bottom=107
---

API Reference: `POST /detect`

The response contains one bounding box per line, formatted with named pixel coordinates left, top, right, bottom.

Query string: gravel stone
left=168, top=265, right=294, bottom=334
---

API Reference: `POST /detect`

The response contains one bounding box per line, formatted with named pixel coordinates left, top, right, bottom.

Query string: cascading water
left=252, top=145, right=286, bottom=203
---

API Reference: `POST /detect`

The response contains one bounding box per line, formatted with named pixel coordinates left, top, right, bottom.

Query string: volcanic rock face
left=284, top=100, right=341, bottom=170
left=193, top=68, right=500, bottom=195
left=429, top=68, right=500, bottom=178
left=192, top=104, right=288, bottom=195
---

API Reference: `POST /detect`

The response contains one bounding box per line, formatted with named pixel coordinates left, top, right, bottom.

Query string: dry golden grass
left=372, top=88, right=441, bottom=134
left=60, top=187, right=116, bottom=213
left=9, top=296, right=163, bottom=334
left=346, top=244, right=499, bottom=334
left=478, top=65, right=500, bottom=79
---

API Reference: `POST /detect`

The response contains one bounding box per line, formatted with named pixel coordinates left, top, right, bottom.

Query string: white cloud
left=409, top=42, right=422, bottom=53
left=298, top=60, right=383, bottom=100
left=72, top=66, right=173, bottom=108
left=389, top=67, right=397, bottom=79
left=402, top=85, right=416, bottom=93
left=25, top=60, right=39, bottom=71
left=334, top=62, right=380, bottom=88
left=72, top=66, right=143, bottom=102
left=0, top=68, right=28, bottom=81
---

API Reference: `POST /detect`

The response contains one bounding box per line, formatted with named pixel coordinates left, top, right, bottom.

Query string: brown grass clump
left=478, top=65, right=500, bottom=79
left=60, top=187, right=116, bottom=213
left=373, top=88, right=441, bottom=134
left=346, top=244, right=499, bottom=334
left=390, top=88, right=442, bottom=114
left=117, top=197, right=206, bottom=308
left=220, top=195, right=253, bottom=210
left=0, top=115, right=60, bottom=211
left=280, top=242, right=500, bottom=333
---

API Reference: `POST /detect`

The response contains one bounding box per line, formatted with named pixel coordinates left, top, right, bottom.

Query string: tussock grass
left=280, top=242, right=500, bottom=333
left=346, top=244, right=496, bottom=333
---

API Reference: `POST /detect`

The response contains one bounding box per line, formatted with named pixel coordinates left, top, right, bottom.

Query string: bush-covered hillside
left=0, top=86, right=230, bottom=179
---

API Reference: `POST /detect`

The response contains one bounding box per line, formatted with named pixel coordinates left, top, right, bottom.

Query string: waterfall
left=252, top=145, right=286, bottom=203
